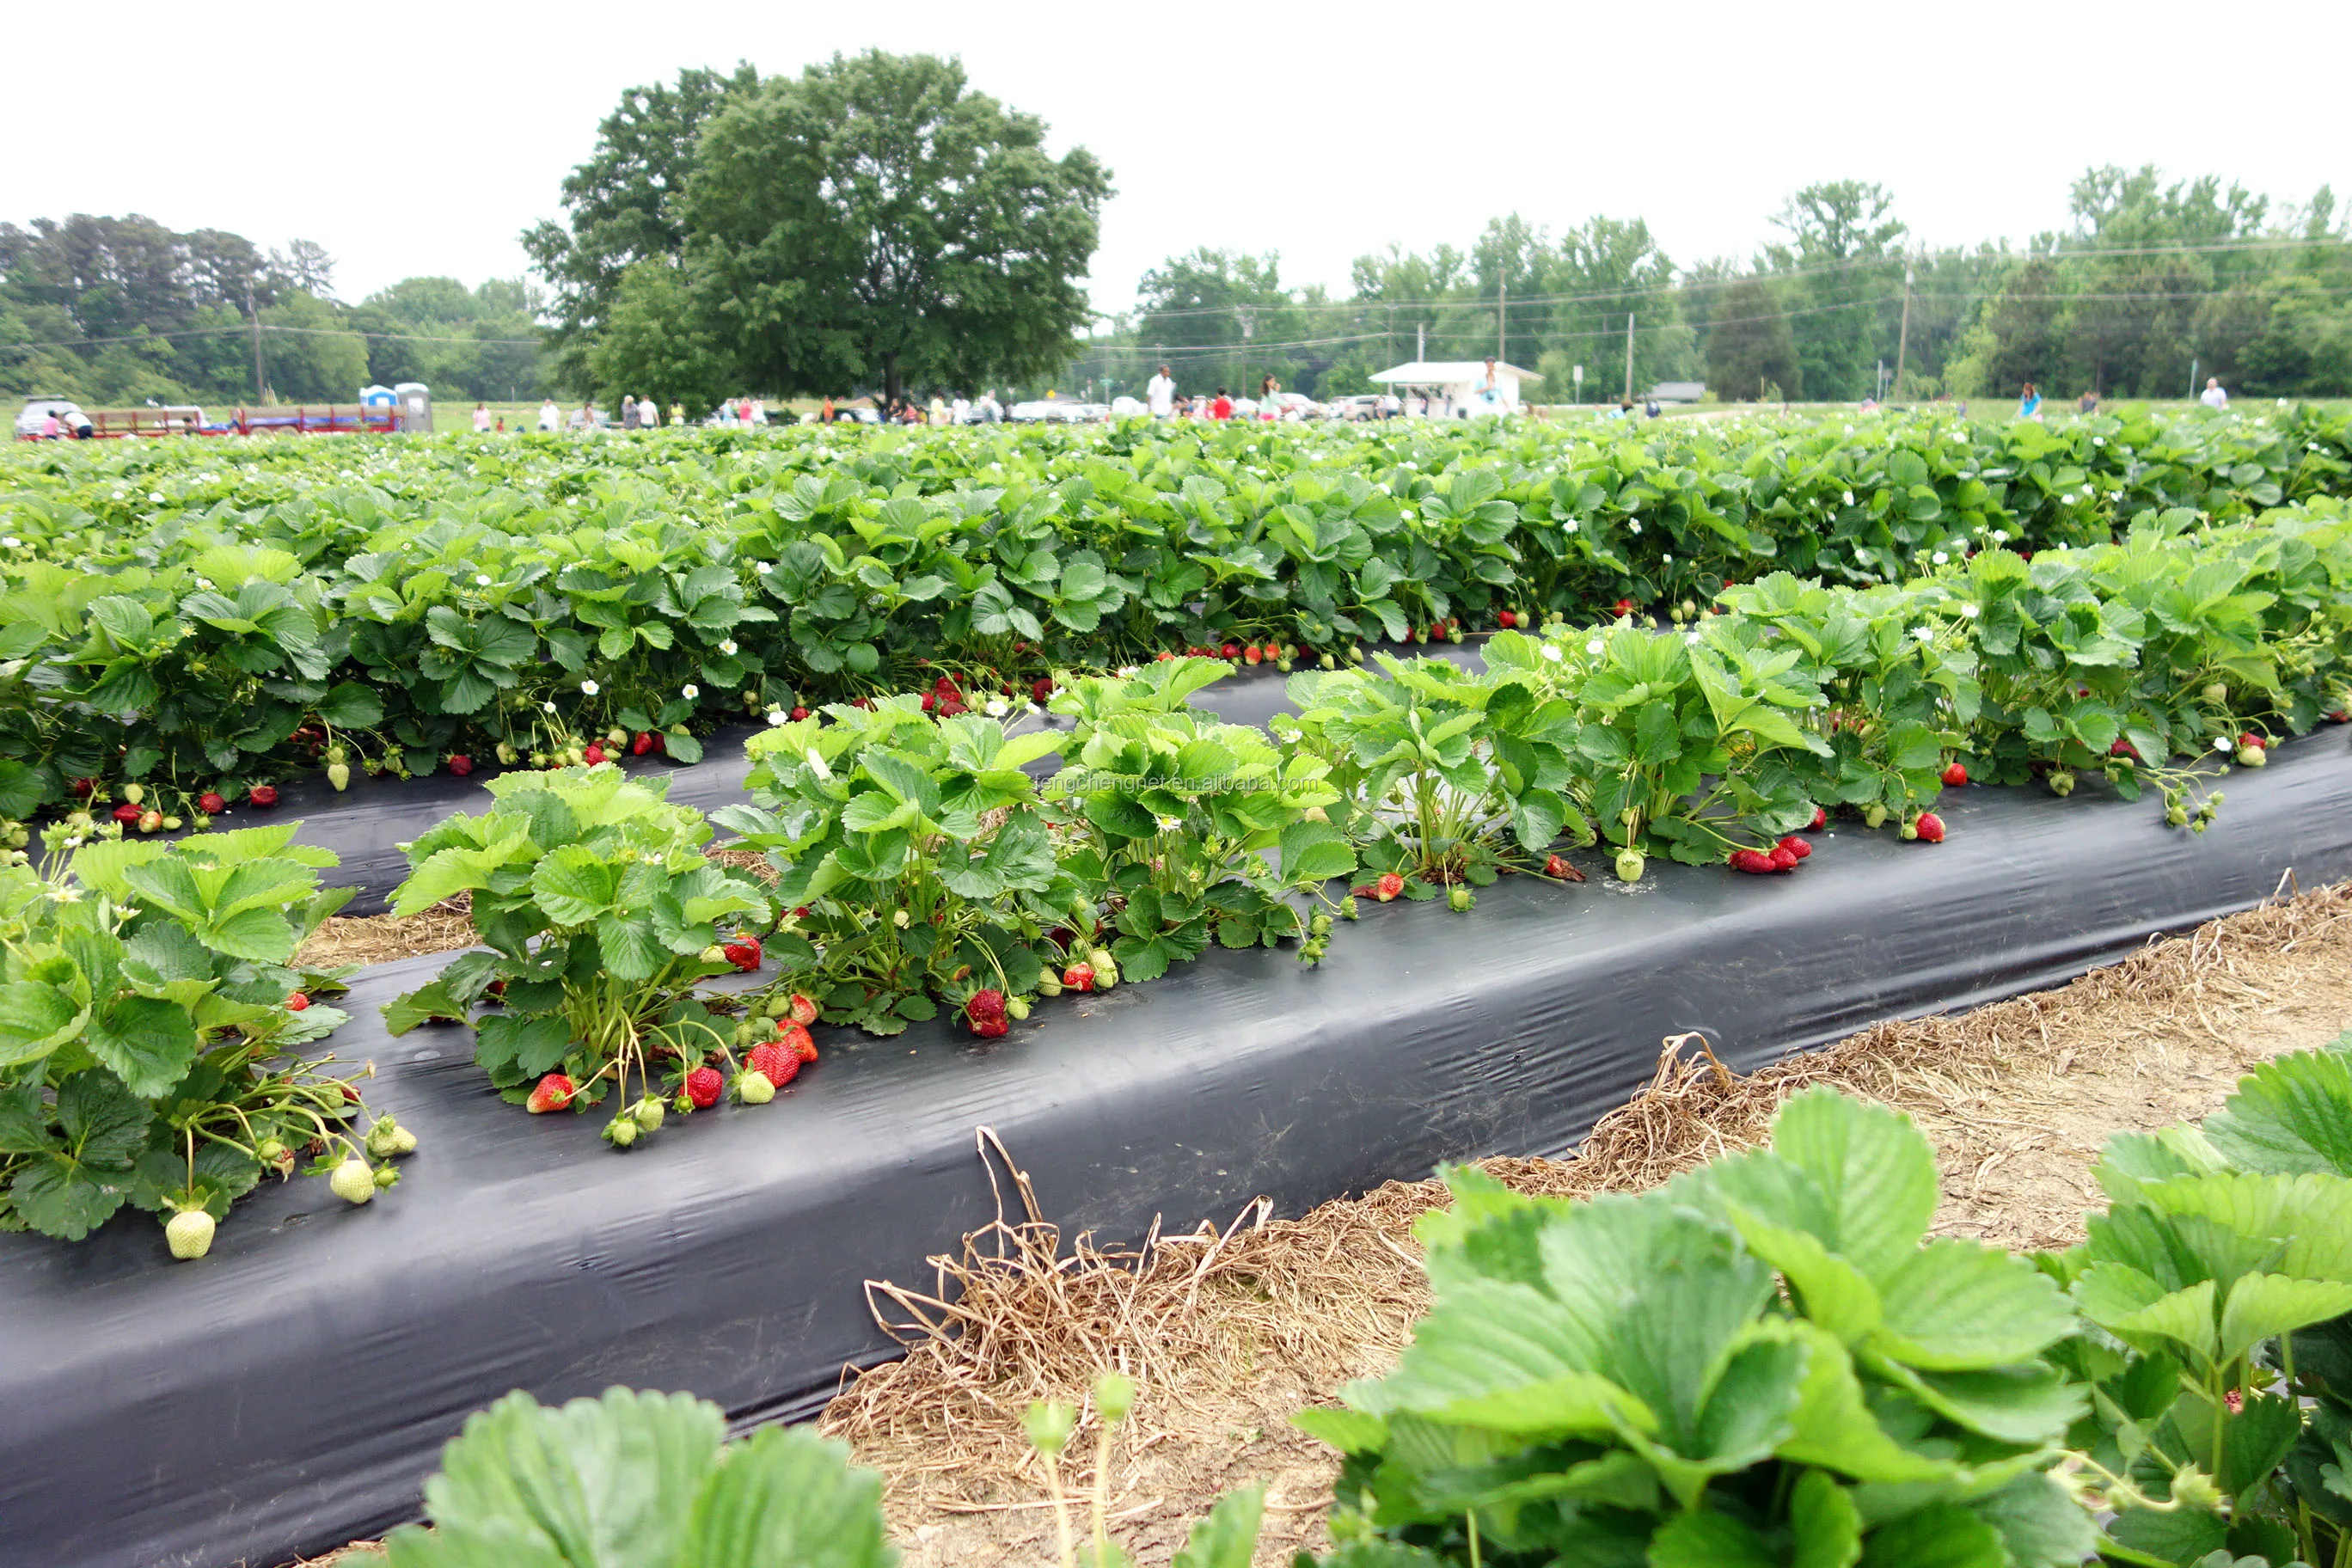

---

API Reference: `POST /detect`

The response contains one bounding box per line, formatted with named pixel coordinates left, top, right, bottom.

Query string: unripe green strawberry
left=166, top=1208, right=216, bottom=1260
left=374, top=1165, right=399, bottom=1190
left=326, top=743, right=347, bottom=764
left=1037, top=973, right=1063, bottom=998
left=2202, top=682, right=2228, bottom=705
left=122, top=782, right=144, bottom=805
left=496, top=741, right=518, bottom=765
left=1092, top=959, right=1119, bottom=989
left=2237, top=744, right=2267, bottom=767
left=162, top=815, right=181, bottom=830
left=1342, top=895, right=1359, bottom=920
left=2048, top=769, right=2075, bottom=795
left=700, top=945, right=727, bottom=965
left=256, top=1137, right=292, bottom=1176
left=328, top=762, right=351, bottom=791
left=633, top=1097, right=665, bottom=1132
left=1614, top=847, right=1645, bottom=882
left=1007, top=996, right=1031, bottom=1020
left=365, top=1117, right=406, bottom=1160
left=1447, top=884, right=1473, bottom=912
left=607, top=727, right=628, bottom=748
left=605, top=1116, right=639, bottom=1148
left=329, top=1157, right=376, bottom=1205
left=738, top=1069, right=776, bottom=1105
left=1864, top=803, right=1889, bottom=829
left=1901, top=820, right=1920, bottom=840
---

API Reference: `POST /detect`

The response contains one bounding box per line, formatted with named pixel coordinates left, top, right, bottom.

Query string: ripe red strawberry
left=1940, top=761, right=1968, bottom=787
left=582, top=744, right=606, bottom=765
left=2110, top=738, right=2140, bottom=760
left=2239, top=732, right=2266, bottom=751
left=774, top=1020, right=818, bottom=1062
left=1375, top=872, right=1405, bottom=902
left=527, top=1072, right=574, bottom=1113
left=285, top=992, right=310, bottom=1011
left=1613, top=598, right=1635, bottom=616
left=1777, top=835, right=1811, bottom=861
left=248, top=784, right=279, bottom=808
left=921, top=692, right=938, bottom=713
left=1155, top=650, right=1174, bottom=661
left=2329, top=710, right=2349, bottom=723
left=1242, top=645, right=1263, bottom=666
left=69, top=776, right=95, bottom=798
left=632, top=732, right=654, bottom=756
left=113, top=801, right=144, bottom=824
left=1498, top=609, right=1517, bottom=628
left=1807, top=805, right=1827, bottom=830
left=1768, top=844, right=1799, bottom=870
left=721, top=935, right=762, bottom=972
left=1543, top=853, right=1585, bottom=882
left=965, top=989, right=1008, bottom=1034
left=448, top=753, right=474, bottom=777
left=1220, top=642, right=1240, bottom=660
left=1063, top=962, right=1095, bottom=993
left=748, top=1041, right=802, bottom=1087
left=1729, top=848, right=1777, bottom=874
left=198, top=791, right=225, bottom=814
left=784, top=992, right=819, bottom=1026
left=1914, top=812, right=1946, bottom=844
left=684, top=1066, right=723, bottom=1109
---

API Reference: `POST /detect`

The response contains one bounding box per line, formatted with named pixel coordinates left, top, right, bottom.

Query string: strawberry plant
left=0, top=822, right=407, bottom=1257
left=1047, top=658, right=1351, bottom=976
left=364, top=1387, right=894, bottom=1568
left=715, top=700, right=1075, bottom=1033
left=1293, top=1088, right=2090, bottom=1565
left=1284, top=646, right=1583, bottom=894
left=383, top=765, right=773, bottom=1135
left=2043, top=1032, right=2352, bottom=1567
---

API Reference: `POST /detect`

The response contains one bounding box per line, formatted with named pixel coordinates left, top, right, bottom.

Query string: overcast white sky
left=8, top=2, right=2344, bottom=314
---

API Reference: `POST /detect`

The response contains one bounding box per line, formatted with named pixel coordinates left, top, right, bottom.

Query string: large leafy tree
left=683, top=51, right=1109, bottom=407
left=1706, top=276, right=1802, bottom=400
left=521, top=65, right=759, bottom=395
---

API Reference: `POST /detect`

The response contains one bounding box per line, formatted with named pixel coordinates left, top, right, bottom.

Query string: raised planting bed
left=2, top=730, right=2346, bottom=1568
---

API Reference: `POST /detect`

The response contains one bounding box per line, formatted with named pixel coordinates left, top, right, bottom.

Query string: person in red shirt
left=1211, top=387, right=1233, bottom=420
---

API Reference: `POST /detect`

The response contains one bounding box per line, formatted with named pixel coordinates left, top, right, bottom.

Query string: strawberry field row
left=0, top=405, right=2345, bottom=827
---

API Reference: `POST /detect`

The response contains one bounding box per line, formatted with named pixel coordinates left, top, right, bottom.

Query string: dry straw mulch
left=821, top=879, right=2352, bottom=1567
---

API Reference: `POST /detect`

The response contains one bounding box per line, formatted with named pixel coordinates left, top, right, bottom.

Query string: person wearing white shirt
left=1146, top=364, right=1176, bottom=417
left=536, top=399, right=561, bottom=432
left=950, top=395, right=971, bottom=426
left=2200, top=377, right=2229, bottom=409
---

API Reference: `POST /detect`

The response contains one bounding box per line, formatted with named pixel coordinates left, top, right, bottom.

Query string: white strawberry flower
left=719, top=639, right=738, bottom=656
left=1564, top=519, right=1579, bottom=533
left=580, top=679, right=600, bottom=696
left=150, top=491, right=165, bottom=504
left=766, top=708, right=787, bottom=726
left=1662, top=553, right=1672, bottom=563
left=1841, top=490, right=1854, bottom=505
left=755, top=561, right=773, bottom=574
left=985, top=696, right=1008, bottom=717
left=475, top=573, right=493, bottom=586
left=1585, top=639, right=1605, bottom=656
left=1911, top=627, right=1933, bottom=643
left=1628, top=520, right=1642, bottom=534
left=1, top=537, right=17, bottom=548
left=1155, top=814, right=1182, bottom=832
left=682, top=684, right=700, bottom=700
left=1932, top=551, right=1948, bottom=565
left=542, top=701, right=558, bottom=714
left=1961, top=603, right=1981, bottom=618
left=2215, top=736, right=2233, bottom=752
left=1541, top=644, right=1564, bottom=663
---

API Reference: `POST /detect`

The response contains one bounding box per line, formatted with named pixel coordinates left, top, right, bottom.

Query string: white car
left=1008, top=401, right=1055, bottom=423
left=15, top=397, right=85, bottom=438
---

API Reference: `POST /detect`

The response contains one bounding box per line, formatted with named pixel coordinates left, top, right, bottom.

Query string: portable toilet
left=393, top=383, right=433, bottom=434
left=360, top=384, right=395, bottom=414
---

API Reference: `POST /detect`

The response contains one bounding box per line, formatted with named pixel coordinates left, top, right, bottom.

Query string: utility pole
left=1417, top=322, right=1425, bottom=364
left=1892, top=261, right=1914, bottom=402
left=244, top=281, right=267, bottom=402
left=2188, top=358, right=2198, bottom=401
left=1622, top=314, right=1636, bottom=402
left=1498, top=276, right=1507, bottom=364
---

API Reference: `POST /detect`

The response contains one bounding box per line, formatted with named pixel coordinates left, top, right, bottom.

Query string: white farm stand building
left=1370, top=361, right=1541, bottom=417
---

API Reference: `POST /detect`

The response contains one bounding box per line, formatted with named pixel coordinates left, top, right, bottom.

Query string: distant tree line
left=0, top=215, right=553, bottom=407
left=1070, top=169, right=2352, bottom=407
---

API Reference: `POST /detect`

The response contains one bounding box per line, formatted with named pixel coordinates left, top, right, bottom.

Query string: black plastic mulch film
left=2, top=668, right=2347, bottom=1568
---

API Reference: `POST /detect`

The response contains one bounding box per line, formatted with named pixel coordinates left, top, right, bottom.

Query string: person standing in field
left=930, top=394, right=947, bottom=426
left=2018, top=383, right=2043, bottom=421
left=473, top=401, right=492, bottom=433
left=1259, top=375, right=1281, bottom=420
left=619, top=395, right=638, bottom=430
left=2078, top=389, right=2099, bottom=414
left=950, top=394, right=970, bottom=426
left=1211, top=387, right=1234, bottom=420
left=1146, top=364, right=1175, bottom=417
left=537, top=399, right=561, bottom=432
left=2201, top=377, right=2229, bottom=408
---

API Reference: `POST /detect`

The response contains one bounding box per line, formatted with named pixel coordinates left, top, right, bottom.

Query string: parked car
left=15, top=397, right=86, bottom=438
left=1326, top=394, right=1385, bottom=421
